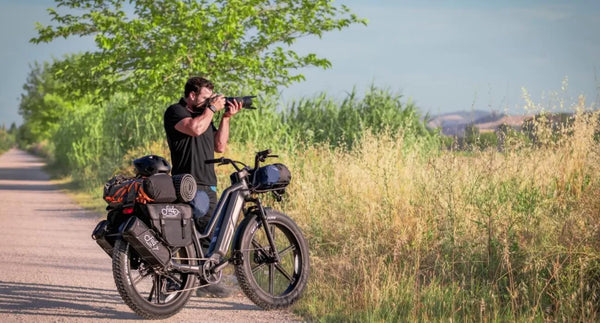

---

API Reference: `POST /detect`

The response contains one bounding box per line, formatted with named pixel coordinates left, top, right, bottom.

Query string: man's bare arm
left=214, top=100, right=243, bottom=152
left=174, top=109, right=215, bottom=137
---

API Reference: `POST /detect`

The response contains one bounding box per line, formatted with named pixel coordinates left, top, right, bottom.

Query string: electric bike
left=92, top=149, right=309, bottom=319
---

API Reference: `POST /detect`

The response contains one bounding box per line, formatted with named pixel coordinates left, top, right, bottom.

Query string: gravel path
left=0, top=148, right=302, bottom=322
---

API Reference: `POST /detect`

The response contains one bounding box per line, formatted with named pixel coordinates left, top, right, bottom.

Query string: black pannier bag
left=143, top=204, right=193, bottom=247
left=92, top=220, right=114, bottom=257
left=253, top=163, right=291, bottom=191
left=143, top=173, right=177, bottom=203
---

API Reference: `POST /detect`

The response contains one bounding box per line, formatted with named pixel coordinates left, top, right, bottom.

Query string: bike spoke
left=154, top=277, right=160, bottom=304
left=148, top=281, right=156, bottom=302
left=132, top=273, right=148, bottom=286
left=251, top=239, right=269, bottom=255
left=268, top=263, right=275, bottom=295
left=166, top=273, right=183, bottom=285
left=274, top=263, right=293, bottom=282
left=155, top=276, right=164, bottom=304
left=277, top=244, right=296, bottom=258
left=251, top=262, right=267, bottom=274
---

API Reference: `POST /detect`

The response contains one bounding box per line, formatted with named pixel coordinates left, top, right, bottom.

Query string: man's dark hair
left=184, top=77, right=214, bottom=98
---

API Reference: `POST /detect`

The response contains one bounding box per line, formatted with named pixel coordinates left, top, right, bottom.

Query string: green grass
left=18, top=86, right=600, bottom=321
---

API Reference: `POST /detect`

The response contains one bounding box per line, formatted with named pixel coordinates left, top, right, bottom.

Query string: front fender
left=232, top=207, right=278, bottom=252
left=232, top=212, right=259, bottom=253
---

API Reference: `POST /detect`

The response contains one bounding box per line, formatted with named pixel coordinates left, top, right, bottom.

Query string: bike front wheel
left=234, top=209, right=310, bottom=309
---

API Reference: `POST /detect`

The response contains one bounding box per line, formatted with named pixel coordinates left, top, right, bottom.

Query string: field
left=239, top=110, right=600, bottom=321
left=18, top=88, right=600, bottom=321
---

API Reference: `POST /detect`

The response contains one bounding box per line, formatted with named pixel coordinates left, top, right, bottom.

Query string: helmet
left=133, top=155, right=171, bottom=176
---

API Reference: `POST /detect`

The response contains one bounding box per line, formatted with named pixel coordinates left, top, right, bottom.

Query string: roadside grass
left=29, top=88, right=600, bottom=321
left=280, top=108, right=600, bottom=321
left=54, top=177, right=107, bottom=215
left=43, top=106, right=600, bottom=321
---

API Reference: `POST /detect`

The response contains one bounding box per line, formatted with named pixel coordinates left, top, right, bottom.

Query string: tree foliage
left=18, top=60, right=71, bottom=143
left=32, top=0, right=366, bottom=102
left=282, top=86, right=437, bottom=149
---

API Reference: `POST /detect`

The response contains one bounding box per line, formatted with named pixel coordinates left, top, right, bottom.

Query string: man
left=164, top=76, right=242, bottom=297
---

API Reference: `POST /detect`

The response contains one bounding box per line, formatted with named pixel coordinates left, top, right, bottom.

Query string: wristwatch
left=208, top=105, right=217, bottom=113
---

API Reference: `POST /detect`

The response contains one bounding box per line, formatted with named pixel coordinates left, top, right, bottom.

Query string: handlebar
left=204, top=149, right=278, bottom=172
left=205, top=157, right=225, bottom=165
left=254, top=149, right=278, bottom=169
left=205, top=150, right=282, bottom=199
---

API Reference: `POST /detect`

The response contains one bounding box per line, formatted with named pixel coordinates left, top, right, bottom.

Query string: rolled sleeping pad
left=172, top=174, right=197, bottom=202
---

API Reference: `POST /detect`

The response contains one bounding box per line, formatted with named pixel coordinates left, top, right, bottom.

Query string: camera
left=225, top=95, right=257, bottom=109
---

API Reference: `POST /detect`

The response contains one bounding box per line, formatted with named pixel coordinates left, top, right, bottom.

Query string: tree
left=31, top=0, right=366, bottom=103
left=464, top=123, right=479, bottom=147
left=18, top=60, right=72, bottom=143
left=8, top=123, right=17, bottom=135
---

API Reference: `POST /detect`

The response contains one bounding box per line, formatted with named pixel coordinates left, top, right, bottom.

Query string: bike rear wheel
left=234, top=209, right=310, bottom=309
left=112, top=239, right=197, bottom=319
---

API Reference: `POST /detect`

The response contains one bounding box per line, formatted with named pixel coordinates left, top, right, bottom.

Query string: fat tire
left=234, top=209, right=310, bottom=309
left=112, top=239, right=196, bottom=319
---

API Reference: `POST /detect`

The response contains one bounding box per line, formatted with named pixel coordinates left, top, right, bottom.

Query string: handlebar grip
left=257, top=149, right=271, bottom=156
left=205, top=157, right=224, bottom=164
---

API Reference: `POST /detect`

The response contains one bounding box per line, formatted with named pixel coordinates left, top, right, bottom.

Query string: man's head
left=185, top=77, right=214, bottom=108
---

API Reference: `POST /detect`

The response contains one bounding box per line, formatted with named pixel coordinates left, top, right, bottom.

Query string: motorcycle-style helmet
left=133, top=155, right=171, bottom=176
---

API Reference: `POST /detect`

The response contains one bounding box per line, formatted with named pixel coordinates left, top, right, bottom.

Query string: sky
left=1, top=0, right=599, bottom=127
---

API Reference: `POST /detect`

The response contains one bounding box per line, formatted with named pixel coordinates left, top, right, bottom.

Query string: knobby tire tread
left=234, top=210, right=310, bottom=310
left=112, top=240, right=193, bottom=320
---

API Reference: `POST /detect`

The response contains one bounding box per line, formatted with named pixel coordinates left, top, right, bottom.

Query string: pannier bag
left=172, top=174, right=197, bottom=202
left=143, top=173, right=177, bottom=203
left=253, top=163, right=291, bottom=191
left=92, top=220, right=114, bottom=257
left=103, top=175, right=154, bottom=209
left=143, top=204, right=194, bottom=247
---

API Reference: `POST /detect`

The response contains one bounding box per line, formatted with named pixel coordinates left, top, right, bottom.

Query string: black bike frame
left=169, top=163, right=281, bottom=276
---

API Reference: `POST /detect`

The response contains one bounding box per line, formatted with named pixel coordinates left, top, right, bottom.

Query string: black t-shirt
left=164, top=98, right=217, bottom=186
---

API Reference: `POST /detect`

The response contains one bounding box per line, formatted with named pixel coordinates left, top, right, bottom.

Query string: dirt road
left=0, top=148, right=301, bottom=322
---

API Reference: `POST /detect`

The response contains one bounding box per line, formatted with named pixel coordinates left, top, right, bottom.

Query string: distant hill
left=427, top=110, right=531, bottom=136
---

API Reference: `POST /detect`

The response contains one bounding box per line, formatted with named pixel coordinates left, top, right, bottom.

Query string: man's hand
left=224, top=98, right=242, bottom=117
left=210, top=94, right=226, bottom=111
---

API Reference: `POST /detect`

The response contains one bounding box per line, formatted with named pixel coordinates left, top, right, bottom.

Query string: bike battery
left=121, top=216, right=170, bottom=267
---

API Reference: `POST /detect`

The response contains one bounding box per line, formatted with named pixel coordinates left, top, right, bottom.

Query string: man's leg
left=191, top=185, right=220, bottom=227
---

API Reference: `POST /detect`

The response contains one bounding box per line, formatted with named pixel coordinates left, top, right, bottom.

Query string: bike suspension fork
left=255, top=199, right=281, bottom=262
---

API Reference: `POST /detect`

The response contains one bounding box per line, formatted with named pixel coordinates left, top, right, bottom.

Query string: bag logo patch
left=144, top=234, right=160, bottom=251
left=161, top=205, right=180, bottom=217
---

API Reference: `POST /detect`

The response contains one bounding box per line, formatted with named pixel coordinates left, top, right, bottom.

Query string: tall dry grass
left=259, top=105, right=600, bottom=321
left=100, top=95, right=600, bottom=321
